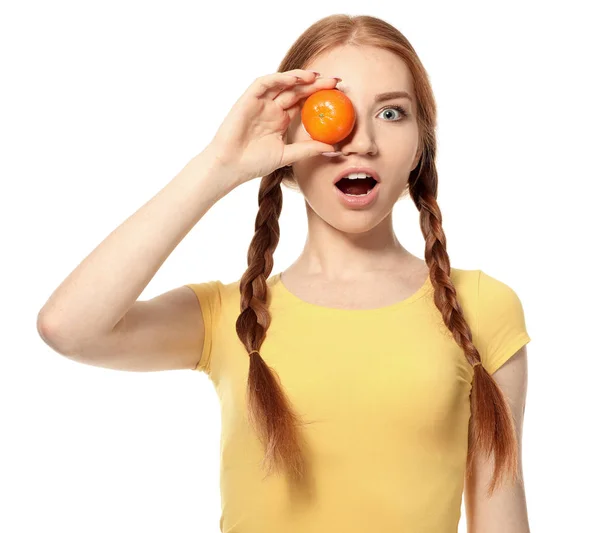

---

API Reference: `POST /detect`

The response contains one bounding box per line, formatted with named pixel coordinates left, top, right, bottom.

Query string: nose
left=332, top=115, right=378, bottom=157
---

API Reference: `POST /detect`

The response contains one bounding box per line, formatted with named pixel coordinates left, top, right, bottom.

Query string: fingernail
left=310, top=70, right=321, bottom=77
left=322, top=151, right=343, bottom=157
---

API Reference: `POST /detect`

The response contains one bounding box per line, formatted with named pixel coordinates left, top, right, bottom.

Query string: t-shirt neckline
left=270, top=271, right=432, bottom=314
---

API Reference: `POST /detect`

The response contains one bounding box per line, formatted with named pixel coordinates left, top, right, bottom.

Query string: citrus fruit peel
left=301, top=89, right=356, bottom=145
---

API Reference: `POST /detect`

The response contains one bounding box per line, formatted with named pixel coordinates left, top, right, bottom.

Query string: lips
left=333, top=167, right=381, bottom=185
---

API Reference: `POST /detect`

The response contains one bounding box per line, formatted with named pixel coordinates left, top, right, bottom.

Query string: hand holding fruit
left=206, top=70, right=345, bottom=188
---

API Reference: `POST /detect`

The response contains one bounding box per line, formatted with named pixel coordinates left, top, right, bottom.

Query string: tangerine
left=301, top=89, right=356, bottom=145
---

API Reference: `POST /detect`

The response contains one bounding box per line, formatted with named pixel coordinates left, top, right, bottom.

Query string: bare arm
left=464, top=345, right=531, bottom=533
left=37, top=144, right=234, bottom=357
left=37, top=70, right=333, bottom=369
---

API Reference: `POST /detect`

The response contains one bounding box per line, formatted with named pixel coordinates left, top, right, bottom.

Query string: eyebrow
left=336, top=86, right=413, bottom=103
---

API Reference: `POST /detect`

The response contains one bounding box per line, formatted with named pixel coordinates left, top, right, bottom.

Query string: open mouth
left=335, top=176, right=378, bottom=196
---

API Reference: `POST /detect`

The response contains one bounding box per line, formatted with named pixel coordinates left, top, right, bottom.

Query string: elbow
left=36, top=312, right=81, bottom=357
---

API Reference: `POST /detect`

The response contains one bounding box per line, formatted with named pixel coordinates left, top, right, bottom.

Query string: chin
left=318, top=206, right=392, bottom=235
left=303, top=184, right=394, bottom=232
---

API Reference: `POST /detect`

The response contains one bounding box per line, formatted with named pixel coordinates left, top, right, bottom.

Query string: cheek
left=290, top=159, right=311, bottom=187
left=383, top=133, right=419, bottom=163
left=287, top=116, right=308, bottom=144
left=290, top=158, right=326, bottom=195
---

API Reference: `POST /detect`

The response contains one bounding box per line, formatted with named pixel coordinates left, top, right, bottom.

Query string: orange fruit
left=301, top=89, right=356, bottom=145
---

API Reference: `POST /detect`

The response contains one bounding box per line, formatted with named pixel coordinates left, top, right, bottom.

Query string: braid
left=230, top=13, right=521, bottom=499
left=235, top=168, right=309, bottom=483
left=409, top=165, right=520, bottom=497
left=235, top=161, right=521, bottom=496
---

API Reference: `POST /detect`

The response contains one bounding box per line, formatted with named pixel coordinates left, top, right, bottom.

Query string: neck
left=291, top=208, right=417, bottom=280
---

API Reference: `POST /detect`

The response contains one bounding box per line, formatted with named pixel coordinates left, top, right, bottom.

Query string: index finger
left=251, top=70, right=320, bottom=98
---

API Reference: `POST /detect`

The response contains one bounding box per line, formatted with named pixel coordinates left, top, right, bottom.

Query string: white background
left=2, top=1, right=598, bottom=531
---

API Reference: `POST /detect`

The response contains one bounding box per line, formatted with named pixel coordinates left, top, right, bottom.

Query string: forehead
left=305, top=45, right=414, bottom=93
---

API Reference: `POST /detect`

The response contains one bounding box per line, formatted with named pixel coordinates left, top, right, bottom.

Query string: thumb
left=281, top=140, right=338, bottom=167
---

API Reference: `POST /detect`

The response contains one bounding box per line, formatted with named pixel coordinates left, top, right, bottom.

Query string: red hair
left=235, top=13, right=519, bottom=498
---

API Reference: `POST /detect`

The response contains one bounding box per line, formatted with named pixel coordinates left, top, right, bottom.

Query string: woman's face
left=286, top=44, right=421, bottom=233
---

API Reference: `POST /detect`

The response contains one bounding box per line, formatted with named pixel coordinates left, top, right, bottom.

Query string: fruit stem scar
left=319, top=113, right=324, bottom=118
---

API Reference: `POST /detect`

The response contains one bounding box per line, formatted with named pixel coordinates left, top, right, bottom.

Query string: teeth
left=342, top=172, right=373, bottom=180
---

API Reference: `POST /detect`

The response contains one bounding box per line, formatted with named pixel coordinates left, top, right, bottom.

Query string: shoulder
left=450, top=268, right=523, bottom=329
left=443, top=267, right=481, bottom=314
left=183, top=279, right=234, bottom=375
left=446, top=267, right=524, bottom=314
left=475, top=270, right=529, bottom=330
left=472, top=269, right=531, bottom=374
left=185, top=274, right=276, bottom=317
left=443, top=268, right=531, bottom=374
left=448, top=266, right=480, bottom=292
left=185, top=280, right=224, bottom=310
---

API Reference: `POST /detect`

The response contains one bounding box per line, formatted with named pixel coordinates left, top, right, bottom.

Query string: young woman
left=37, top=14, right=532, bottom=533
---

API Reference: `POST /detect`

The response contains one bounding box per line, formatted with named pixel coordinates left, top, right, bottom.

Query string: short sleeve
left=184, top=281, right=222, bottom=374
left=475, top=270, right=531, bottom=375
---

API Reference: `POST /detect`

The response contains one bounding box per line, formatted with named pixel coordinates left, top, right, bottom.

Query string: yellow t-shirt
left=185, top=267, right=531, bottom=533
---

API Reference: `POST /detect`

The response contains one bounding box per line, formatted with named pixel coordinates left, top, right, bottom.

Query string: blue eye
left=378, top=105, right=408, bottom=122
